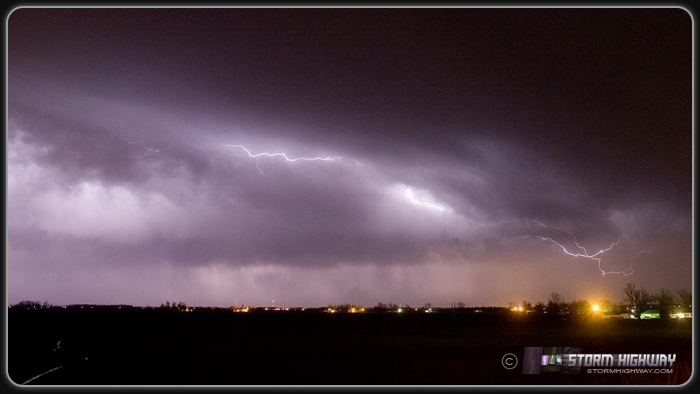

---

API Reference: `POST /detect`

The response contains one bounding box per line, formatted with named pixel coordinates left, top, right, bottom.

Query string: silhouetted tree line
left=10, top=300, right=52, bottom=309
left=511, top=284, right=691, bottom=319
left=160, top=301, right=188, bottom=311
left=624, top=283, right=691, bottom=319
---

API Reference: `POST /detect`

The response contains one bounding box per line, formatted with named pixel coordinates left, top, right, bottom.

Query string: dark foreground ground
left=8, top=307, right=693, bottom=386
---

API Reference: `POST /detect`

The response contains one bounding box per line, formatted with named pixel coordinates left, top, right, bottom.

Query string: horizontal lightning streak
left=223, top=144, right=340, bottom=173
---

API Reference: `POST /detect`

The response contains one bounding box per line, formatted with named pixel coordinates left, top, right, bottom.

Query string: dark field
left=8, top=307, right=693, bottom=386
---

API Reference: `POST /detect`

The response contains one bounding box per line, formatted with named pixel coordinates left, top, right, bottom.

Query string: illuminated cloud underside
left=7, top=8, right=691, bottom=306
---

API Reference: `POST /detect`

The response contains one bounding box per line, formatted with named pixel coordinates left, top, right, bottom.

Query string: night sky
left=7, top=8, right=692, bottom=307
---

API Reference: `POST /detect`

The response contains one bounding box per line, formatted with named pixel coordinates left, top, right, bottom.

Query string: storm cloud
left=7, top=8, right=691, bottom=307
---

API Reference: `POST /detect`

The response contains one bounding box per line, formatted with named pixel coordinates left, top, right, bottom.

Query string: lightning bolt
left=393, top=187, right=648, bottom=276
left=222, top=144, right=651, bottom=276
left=402, top=185, right=451, bottom=213
left=602, top=249, right=654, bottom=276
left=524, top=220, right=652, bottom=276
left=223, top=144, right=340, bottom=173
